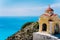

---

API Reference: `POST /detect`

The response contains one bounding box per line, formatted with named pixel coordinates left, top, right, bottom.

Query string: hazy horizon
left=0, top=0, right=60, bottom=16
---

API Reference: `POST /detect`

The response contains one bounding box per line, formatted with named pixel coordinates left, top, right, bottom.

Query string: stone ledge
left=33, top=32, right=60, bottom=40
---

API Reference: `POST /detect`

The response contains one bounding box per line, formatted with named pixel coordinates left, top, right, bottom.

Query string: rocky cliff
left=7, top=22, right=39, bottom=40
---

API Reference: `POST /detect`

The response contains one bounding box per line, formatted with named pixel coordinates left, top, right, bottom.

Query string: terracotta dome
left=46, top=6, right=54, bottom=12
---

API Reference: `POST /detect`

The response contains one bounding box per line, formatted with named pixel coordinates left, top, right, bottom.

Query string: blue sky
left=0, top=0, right=60, bottom=16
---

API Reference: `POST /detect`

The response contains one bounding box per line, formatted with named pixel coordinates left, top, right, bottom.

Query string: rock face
left=7, top=22, right=39, bottom=40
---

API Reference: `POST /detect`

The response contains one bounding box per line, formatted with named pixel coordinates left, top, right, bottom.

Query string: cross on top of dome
left=46, top=5, right=54, bottom=12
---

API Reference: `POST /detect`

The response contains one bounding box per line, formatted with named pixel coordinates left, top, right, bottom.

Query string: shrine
left=39, top=6, right=60, bottom=34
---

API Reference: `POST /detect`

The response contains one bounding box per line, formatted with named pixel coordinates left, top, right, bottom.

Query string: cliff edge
left=7, top=22, right=39, bottom=40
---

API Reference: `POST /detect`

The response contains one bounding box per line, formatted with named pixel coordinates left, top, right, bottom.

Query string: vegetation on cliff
left=7, top=22, right=39, bottom=40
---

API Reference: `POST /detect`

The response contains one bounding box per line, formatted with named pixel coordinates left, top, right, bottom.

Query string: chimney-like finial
left=48, top=4, right=50, bottom=8
left=45, top=5, right=54, bottom=12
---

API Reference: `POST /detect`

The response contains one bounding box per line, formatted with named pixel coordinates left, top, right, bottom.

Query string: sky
left=0, top=0, right=60, bottom=16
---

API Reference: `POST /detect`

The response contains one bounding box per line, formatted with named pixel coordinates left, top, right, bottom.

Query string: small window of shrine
left=48, top=19, right=53, bottom=22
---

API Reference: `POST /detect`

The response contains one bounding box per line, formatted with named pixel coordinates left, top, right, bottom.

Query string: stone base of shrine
left=33, top=32, right=60, bottom=40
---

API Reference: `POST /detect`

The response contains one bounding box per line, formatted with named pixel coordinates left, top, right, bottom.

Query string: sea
left=0, top=16, right=39, bottom=40
left=0, top=16, right=60, bottom=40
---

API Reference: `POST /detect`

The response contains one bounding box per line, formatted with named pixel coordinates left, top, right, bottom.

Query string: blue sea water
left=0, top=16, right=39, bottom=40
left=0, top=16, right=60, bottom=40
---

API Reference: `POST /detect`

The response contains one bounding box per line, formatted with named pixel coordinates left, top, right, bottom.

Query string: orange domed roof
left=46, top=5, right=54, bottom=12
